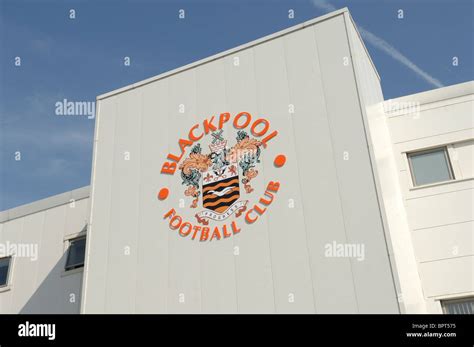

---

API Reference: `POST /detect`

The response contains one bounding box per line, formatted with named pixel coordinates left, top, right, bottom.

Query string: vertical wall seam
left=342, top=13, right=400, bottom=313
left=80, top=98, right=101, bottom=313
left=102, top=99, right=120, bottom=312
left=11, top=218, right=25, bottom=311
left=32, top=209, right=47, bottom=303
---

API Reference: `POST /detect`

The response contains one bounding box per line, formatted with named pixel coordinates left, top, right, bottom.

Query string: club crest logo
left=179, top=128, right=263, bottom=225
left=199, top=163, right=244, bottom=222
left=158, top=111, right=286, bottom=242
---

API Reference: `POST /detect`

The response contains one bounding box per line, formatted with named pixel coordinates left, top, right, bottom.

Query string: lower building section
left=0, top=187, right=89, bottom=313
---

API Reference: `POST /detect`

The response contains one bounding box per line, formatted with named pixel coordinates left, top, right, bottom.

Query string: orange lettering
left=203, top=116, right=217, bottom=134
left=167, top=153, right=182, bottom=162
left=260, top=191, right=274, bottom=205
left=170, top=215, right=182, bottom=230
left=261, top=130, right=278, bottom=148
left=210, top=226, right=222, bottom=241
left=189, top=124, right=203, bottom=141
left=179, top=138, right=193, bottom=153
left=233, top=112, right=252, bottom=129
left=245, top=209, right=258, bottom=224
left=179, top=222, right=192, bottom=237
left=255, top=205, right=266, bottom=215
left=200, top=227, right=210, bottom=241
left=267, top=181, right=280, bottom=193
left=192, top=225, right=201, bottom=240
left=222, top=224, right=232, bottom=238
left=231, top=221, right=241, bottom=234
left=251, top=118, right=270, bottom=137
left=161, top=162, right=177, bottom=175
left=219, top=112, right=230, bottom=129
left=163, top=208, right=176, bottom=219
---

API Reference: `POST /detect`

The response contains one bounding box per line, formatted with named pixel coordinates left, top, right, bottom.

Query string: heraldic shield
left=194, top=163, right=247, bottom=223
left=202, top=164, right=240, bottom=213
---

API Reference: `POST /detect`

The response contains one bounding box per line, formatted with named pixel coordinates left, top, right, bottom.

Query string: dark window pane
left=0, top=257, right=11, bottom=286
left=409, top=148, right=453, bottom=186
left=65, top=238, right=86, bottom=270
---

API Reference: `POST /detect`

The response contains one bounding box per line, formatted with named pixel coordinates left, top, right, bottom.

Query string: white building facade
left=0, top=8, right=472, bottom=314
left=381, top=83, right=474, bottom=314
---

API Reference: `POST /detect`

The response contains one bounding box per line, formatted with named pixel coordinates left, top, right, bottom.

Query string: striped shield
left=202, top=165, right=240, bottom=214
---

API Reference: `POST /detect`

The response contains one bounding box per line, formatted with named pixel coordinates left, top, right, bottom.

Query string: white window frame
left=441, top=296, right=474, bottom=314
left=447, top=140, right=474, bottom=180
left=63, top=232, right=86, bottom=275
left=406, top=145, right=455, bottom=188
left=0, top=255, right=13, bottom=292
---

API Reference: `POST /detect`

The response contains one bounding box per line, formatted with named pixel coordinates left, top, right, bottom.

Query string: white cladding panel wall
left=84, top=13, right=399, bottom=313
left=342, top=13, right=404, bottom=312
left=345, top=14, right=429, bottom=313
left=0, top=195, right=89, bottom=313
left=387, top=84, right=474, bottom=313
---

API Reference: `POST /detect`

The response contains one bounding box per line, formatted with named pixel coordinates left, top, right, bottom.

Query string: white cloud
left=311, top=0, right=443, bottom=88
left=311, top=0, right=337, bottom=12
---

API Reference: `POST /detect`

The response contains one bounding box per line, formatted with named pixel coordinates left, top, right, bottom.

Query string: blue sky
left=0, top=0, right=472, bottom=210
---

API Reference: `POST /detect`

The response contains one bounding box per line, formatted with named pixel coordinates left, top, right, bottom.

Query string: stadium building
left=0, top=8, right=473, bottom=314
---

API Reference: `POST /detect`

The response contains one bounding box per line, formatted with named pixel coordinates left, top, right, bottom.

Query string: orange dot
left=158, top=188, right=169, bottom=200
left=274, top=154, right=286, bottom=168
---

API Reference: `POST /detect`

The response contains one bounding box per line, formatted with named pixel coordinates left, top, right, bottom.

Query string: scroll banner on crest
left=196, top=200, right=248, bottom=221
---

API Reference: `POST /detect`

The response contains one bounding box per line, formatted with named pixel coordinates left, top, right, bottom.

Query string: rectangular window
left=65, top=237, right=86, bottom=271
left=0, top=256, right=12, bottom=287
left=442, top=297, right=474, bottom=314
left=408, top=146, right=454, bottom=186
